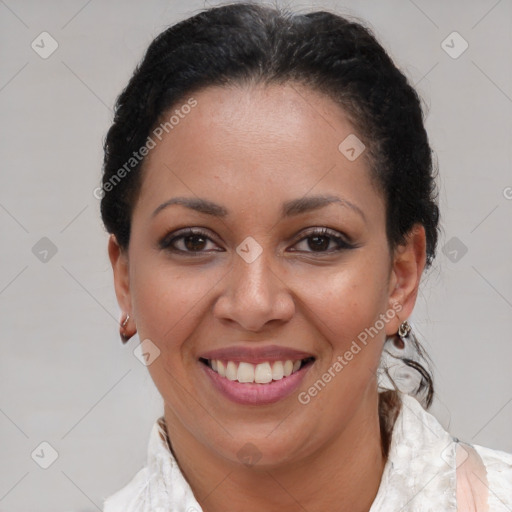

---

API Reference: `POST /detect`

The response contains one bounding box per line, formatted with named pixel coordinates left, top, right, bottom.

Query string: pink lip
left=199, top=344, right=315, bottom=364
left=200, top=359, right=314, bottom=405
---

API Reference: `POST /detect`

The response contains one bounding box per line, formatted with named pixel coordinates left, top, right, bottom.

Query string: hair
left=100, top=1, right=440, bottom=453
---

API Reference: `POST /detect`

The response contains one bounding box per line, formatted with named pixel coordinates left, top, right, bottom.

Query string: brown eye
left=181, top=234, right=208, bottom=252
left=290, top=228, right=354, bottom=254
left=305, top=234, right=331, bottom=251
left=159, top=228, right=222, bottom=255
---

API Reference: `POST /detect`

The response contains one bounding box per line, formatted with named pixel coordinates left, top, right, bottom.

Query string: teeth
left=226, top=361, right=237, bottom=381
left=254, top=362, right=272, bottom=384
left=207, top=358, right=309, bottom=383
left=283, top=360, right=293, bottom=377
left=272, top=361, right=284, bottom=380
left=237, top=362, right=254, bottom=383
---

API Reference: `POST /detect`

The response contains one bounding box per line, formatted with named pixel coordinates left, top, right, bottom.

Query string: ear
left=385, top=224, right=427, bottom=336
left=108, top=234, right=132, bottom=315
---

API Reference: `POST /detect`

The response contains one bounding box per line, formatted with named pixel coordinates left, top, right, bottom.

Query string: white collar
left=104, top=392, right=459, bottom=511
left=370, top=392, right=457, bottom=511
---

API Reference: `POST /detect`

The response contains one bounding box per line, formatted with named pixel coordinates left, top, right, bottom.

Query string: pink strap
left=456, top=441, right=489, bottom=511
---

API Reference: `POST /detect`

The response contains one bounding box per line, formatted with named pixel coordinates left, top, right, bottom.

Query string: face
left=110, top=82, right=425, bottom=467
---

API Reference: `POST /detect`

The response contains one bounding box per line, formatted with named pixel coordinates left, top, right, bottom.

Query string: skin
left=109, top=82, right=426, bottom=512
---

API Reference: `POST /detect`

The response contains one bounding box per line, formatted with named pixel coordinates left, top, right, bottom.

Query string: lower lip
left=201, top=361, right=313, bottom=405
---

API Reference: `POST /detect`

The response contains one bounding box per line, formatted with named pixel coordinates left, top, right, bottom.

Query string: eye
left=290, top=227, right=354, bottom=254
left=159, top=226, right=355, bottom=256
left=159, top=228, right=222, bottom=255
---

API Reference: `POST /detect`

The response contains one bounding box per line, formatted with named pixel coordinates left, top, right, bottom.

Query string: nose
left=213, top=248, right=295, bottom=333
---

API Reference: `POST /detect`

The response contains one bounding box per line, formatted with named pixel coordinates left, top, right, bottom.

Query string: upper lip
left=199, top=344, right=315, bottom=364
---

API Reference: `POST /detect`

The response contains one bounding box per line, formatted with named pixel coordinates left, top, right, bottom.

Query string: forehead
left=135, top=83, right=384, bottom=224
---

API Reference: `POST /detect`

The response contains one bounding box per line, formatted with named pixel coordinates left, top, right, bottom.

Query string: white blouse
left=103, top=392, right=512, bottom=511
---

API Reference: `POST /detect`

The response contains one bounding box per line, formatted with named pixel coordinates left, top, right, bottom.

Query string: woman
left=100, top=3, right=512, bottom=511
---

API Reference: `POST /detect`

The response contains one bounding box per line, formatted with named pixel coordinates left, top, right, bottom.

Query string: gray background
left=0, top=0, right=511, bottom=510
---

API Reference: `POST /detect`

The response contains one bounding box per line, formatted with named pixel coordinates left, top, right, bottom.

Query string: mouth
left=199, top=356, right=315, bottom=384
left=198, top=348, right=316, bottom=406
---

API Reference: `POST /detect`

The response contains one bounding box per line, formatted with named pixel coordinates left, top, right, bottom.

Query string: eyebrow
left=152, top=194, right=366, bottom=221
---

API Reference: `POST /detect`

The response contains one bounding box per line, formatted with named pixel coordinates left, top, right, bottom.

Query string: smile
left=200, top=357, right=315, bottom=384
left=199, top=356, right=315, bottom=405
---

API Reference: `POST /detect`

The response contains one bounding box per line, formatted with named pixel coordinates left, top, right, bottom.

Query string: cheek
left=129, top=258, right=210, bottom=351
left=293, top=258, right=390, bottom=341
left=299, top=267, right=391, bottom=402
left=129, top=261, right=213, bottom=410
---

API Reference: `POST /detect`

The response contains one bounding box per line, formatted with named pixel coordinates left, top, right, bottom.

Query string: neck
left=164, top=388, right=389, bottom=512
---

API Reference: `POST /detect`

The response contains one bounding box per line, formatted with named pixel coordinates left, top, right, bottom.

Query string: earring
left=120, top=314, right=134, bottom=344
left=393, top=320, right=411, bottom=350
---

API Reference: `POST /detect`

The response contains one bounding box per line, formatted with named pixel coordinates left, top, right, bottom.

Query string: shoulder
left=398, top=396, right=512, bottom=512
left=404, top=392, right=512, bottom=511
left=373, top=392, right=512, bottom=511
left=473, top=441, right=512, bottom=469
left=469, top=441, right=512, bottom=510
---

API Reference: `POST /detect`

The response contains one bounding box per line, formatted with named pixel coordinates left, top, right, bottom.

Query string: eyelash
left=159, top=227, right=355, bottom=256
